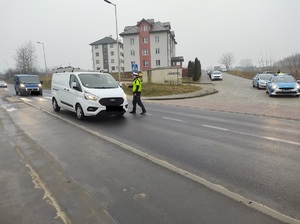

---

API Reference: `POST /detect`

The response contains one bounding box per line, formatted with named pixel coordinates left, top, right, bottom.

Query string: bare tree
left=276, top=53, right=300, bottom=79
left=240, top=58, right=253, bottom=68
left=14, top=41, right=37, bottom=73
left=257, top=51, right=276, bottom=72
left=219, top=52, right=236, bottom=70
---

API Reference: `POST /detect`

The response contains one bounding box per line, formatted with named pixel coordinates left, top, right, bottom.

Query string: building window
left=141, top=25, right=147, bottom=32
left=111, top=59, right=114, bottom=63
left=131, top=61, right=136, bottom=65
left=96, top=60, right=100, bottom=64
left=130, top=38, right=134, bottom=45
left=155, top=48, right=160, bottom=54
left=142, top=49, right=148, bottom=55
left=155, top=36, right=159, bottom=43
left=143, top=61, right=149, bottom=67
left=130, top=50, right=135, bottom=56
left=142, top=37, right=148, bottom=44
left=112, top=66, right=115, bottom=71
left=156, top=60, right=160, bottom=66
left=111, top=51, right=114, bottom=56
left=96, top=52, right=99, bottom=57
left=95, top=45, right=98, bottom=49
left=103, top=45, right=107, bottom=49
left=110, top=44, right=114, bottom=48
left=97, top=67, right=100, bottom=70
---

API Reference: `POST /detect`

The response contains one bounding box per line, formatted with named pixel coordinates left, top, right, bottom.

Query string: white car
left=0, top=80, right=8, bottom=88
left=210, top=71, right=223, bottom=80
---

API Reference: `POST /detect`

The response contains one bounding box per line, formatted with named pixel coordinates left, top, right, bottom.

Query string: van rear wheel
left=76, top=104, right=85, bottom=120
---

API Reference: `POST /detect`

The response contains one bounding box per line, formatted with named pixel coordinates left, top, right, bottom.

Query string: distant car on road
left=207, top=70, right=212, bottom=76
left=210, top=71, right=223, bottom=80
left=266, top=74, right=300, bottom=97
left=252, top=73, right=273, bottom=89
left=14, top=74, right=43, bottom=96
left=0, top=80, right=7, bottom=88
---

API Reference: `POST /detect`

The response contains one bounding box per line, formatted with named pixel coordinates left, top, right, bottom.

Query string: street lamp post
left=104, top=0, right=121, bottom=82
left=37, top=41, right=48, bottom=84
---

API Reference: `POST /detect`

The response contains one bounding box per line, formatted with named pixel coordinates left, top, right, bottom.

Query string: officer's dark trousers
left=132, top=92, right=146, bottom=112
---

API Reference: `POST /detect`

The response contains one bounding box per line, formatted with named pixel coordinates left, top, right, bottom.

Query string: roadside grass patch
left=123, top=83, right=201, bottom=97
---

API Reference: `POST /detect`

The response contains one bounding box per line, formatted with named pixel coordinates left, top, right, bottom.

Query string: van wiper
left=94, top=86, right=115, bottom=89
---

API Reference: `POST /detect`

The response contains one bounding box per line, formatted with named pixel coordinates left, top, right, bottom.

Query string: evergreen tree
left=187, top=61, right=194, bottom=78
left=193, top=58, right=200, bottom=81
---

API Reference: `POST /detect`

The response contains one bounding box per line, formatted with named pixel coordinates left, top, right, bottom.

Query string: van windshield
left=19, top=76, right=40, bottom=83
left=78, top=73, right=118, bottom=89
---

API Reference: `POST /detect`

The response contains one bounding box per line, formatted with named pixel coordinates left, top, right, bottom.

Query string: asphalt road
left=1, top=74, right=300, bottom=224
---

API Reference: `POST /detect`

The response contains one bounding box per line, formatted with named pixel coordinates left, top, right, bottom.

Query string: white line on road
left=163, top=117, right=185, bottom=122
left=202, top=124, right=229, bottom=131
left=165, top=116, right=300, bottom=146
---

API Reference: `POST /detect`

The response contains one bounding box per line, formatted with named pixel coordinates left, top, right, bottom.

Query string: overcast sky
left=1, top=0, right=300, bottom=73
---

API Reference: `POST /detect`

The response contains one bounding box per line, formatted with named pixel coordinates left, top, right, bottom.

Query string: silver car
left=252, top=73, right=273, bottom=89
left=210, top=71, right=223, bottom=80
left=0, top=80, right=7, bottom=88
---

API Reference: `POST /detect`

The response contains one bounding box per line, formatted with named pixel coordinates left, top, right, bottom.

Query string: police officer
left=128, top=72, right=146, bottom=114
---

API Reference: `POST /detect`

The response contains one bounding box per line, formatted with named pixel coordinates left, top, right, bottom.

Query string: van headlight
left=38, top=83, right=42, bottom=87
left=20, top=83, right=25, bottom=87
left=84, top=92, right=99, bottom=101
left=123, top=93, right=127, bottom=101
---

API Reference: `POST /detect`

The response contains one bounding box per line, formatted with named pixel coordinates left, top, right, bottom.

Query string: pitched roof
left=120, top=19, right=173, bottom=36
left=89, top=36, right=117, bottom=45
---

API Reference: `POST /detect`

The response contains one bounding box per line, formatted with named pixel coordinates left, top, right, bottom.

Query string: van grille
left=99, top=97, right=124, bottom=106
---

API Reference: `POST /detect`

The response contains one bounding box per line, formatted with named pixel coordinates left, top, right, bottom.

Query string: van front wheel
left=76, top=104, right=85, bottom=120
left=52, top=98, right=60, bottom=112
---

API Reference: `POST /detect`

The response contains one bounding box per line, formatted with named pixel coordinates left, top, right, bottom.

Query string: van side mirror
left=119, top=82, right=123, bottom=88
left=71, top=82, right=81, bottom=91
left=40, top=81, right=43, bottom=84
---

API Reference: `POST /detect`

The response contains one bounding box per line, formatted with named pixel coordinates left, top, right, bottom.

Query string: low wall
left=142, top=67, right=182, bottom=85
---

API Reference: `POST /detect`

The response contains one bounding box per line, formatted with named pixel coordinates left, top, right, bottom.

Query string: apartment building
left=90, top=36, right=124, bottom=73
left=120, top=18, right=181, bottom=72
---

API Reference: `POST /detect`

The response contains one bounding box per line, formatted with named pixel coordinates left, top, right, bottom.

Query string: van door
left=64, top=74, right=82, bottom=110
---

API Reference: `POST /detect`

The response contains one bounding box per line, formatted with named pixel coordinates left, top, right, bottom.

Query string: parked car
left=210, top=71, right=223, bottom=80
left=0, top=80, right=7, bottom=88
left=252, top=73, right=273, bottom=89
left=266, top=74, right=300, bottom=97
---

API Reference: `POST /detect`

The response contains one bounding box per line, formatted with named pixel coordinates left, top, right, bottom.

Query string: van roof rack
left=52, top=66, right=83, bottom=73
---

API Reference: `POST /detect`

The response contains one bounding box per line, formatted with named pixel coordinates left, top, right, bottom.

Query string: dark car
left=14, top=74, right=43, bottom=96
left=266, top=74, right=300, bottom=97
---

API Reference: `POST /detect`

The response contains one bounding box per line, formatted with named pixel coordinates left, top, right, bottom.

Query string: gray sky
left=1, top=0, right=300, bottom=73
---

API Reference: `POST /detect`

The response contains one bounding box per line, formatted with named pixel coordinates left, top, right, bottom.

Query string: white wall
left=123, top=35, right=139, bottom=72
left=142, top=67, right=182, bottom=85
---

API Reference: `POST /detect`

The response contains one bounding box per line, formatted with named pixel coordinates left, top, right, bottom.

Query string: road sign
left=132, top=63, right=138, bottom=72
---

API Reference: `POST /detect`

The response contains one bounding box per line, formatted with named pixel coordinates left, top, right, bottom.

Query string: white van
left=51, top=71, right=128, bottom=119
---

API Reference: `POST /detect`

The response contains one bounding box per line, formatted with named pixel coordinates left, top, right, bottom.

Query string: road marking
left=163, top=117, right=185, bottom=122
left=22, top=102, right=300, bottom=224
left=165, top=116, right=300, bottom=146
left=1, top=103, right=17, bottom=112
left=230, top=130, right=300, bottom=146
left=202, top=124, right=229, bottom=131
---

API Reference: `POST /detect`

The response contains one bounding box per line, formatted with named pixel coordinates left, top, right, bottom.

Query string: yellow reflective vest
left=132, top=77, right=142, bottom=92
